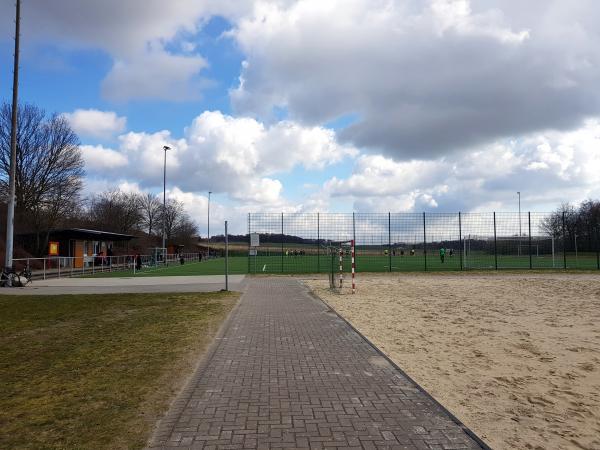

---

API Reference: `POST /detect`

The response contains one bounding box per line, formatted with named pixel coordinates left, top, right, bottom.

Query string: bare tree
left=172, top=215, right=199, bottom=248
left=139, top=193, right=162, bottom=236
left=88, top=190, right=143, bottom=234
left=160, top=198, right=184, bottom=241
left=0, top=102, right=84, bottom=254
left=158, top=198, right=198, bottom=245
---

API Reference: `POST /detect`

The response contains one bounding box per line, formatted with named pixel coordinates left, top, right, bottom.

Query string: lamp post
left=4, top=0, right=21, bottom=279
left=517, top=191, right=522, bottom=257
left=207, top=191, right=212, bottom=258
left=162, top=146, right=171, bottom=255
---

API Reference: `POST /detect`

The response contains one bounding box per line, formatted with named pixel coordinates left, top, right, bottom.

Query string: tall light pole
left=4, top=0, right=21, bottom=275
left=207, top=191, right=212, bottom=258
left=517, top=191, right=522, bottom=256
left=162, top=146, right=171, bottom=254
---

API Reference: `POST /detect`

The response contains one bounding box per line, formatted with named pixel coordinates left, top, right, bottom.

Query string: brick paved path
left=149, top=278, right=485, bottom=450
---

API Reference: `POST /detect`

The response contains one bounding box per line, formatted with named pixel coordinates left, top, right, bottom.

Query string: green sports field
left=86, top=251, right=599, bottom=278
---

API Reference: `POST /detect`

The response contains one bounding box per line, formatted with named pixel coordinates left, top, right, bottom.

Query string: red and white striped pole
left=351, top=239, right=355, bottom=294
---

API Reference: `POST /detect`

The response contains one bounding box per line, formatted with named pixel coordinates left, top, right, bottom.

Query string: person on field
left=439, top=247, right=446, bottom=263
left=449, top=248, right=454, bottom=257
left=135, top=253, right=142, bottom=270
left=410, top=248, right=415, bottom=256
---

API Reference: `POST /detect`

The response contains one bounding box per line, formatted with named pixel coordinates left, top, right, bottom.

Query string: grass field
left=0, top=291, right=239, bottom=449
left=86, top=251, right=600, bottom=278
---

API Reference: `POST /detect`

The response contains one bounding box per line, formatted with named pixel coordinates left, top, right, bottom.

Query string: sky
left=0, top=0, right=599, bottom=235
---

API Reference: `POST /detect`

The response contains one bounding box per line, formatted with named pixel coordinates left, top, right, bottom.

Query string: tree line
left=541, top=200, right=600, bottom=251
left=0, top=102, right=198, bottom=256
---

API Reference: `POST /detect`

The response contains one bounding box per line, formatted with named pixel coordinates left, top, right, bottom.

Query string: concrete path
left=149, top=277, right=485, bottom=450
left=0, top=275, right=245, bottom=295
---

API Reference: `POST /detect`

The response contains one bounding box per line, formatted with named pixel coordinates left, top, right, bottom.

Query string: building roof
left=24, top=228, right=135, bottom=241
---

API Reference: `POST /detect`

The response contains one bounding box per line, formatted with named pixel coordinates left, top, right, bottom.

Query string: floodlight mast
left=4, top=0, right=21, bottom=281
left=162, top=145, right=171, bottom=254
left=207, top=191, right=212, bottom=258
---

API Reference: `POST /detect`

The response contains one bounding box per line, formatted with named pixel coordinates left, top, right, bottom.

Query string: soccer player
left=439, top=247, right=446, bottom=263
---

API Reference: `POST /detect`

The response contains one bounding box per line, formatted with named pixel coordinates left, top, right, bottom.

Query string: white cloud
left=82, top=110, right=356, bottom=209
left=64, top=109, right=127, bottom=139
left=101, top=49, right=209, bottom=102
left=229, top=0, right=600, bottom=158
left=80, top=145, right=128, bottom=170
left=0, top=0, right=254, bottom=101
left=322, top=119, right=600, bottom=212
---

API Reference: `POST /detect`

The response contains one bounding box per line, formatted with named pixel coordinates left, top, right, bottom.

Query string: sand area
left=304, top=273, right=600, bottom=450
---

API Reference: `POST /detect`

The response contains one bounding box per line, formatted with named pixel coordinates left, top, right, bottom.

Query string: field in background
left=0, top=291, right=239, bottom=449
left=304, top=273, right=600, bottom=450
left=85, top=251, right=599, bottom=278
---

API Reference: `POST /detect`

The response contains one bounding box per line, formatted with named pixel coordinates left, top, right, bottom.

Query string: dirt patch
left=303, top=273, right=600, bottom=450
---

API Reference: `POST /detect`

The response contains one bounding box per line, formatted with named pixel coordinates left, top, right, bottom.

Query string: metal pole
left=317, top=212, right=320, bottom=273
left=423, top=212, right=427, bottom=271
left=596, top=227, right=600, bottom=270
left=247, top=213, right=250, bottom=274
left=562, top=211, right=567, bottom=269
left=575, top=234, right=578, bottom=268
left=225, top=220, right=229, bottom=291
left=388, top=212, right=392, bottom=272
left=518, top=191, right=521, bottom=257
left=207, top=191, right=212, bottom=259
left=4, top=0, right=21, bottom=278
left=281, top=212, right=284, bottom=272
left=528, top=212, right=532, bottom=269
left=352, top=212, right=356, bottom=271
left=493, top=212, right=498, bottom=270
left=458, top=212, right=463, bottom=271
left=162, top=146, right=170, bottom=254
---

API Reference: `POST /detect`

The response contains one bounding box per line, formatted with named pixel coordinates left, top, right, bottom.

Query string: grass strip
left=0, top=291, right=239, bottom=450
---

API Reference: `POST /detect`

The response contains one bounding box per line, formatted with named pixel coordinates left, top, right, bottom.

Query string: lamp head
left=163, top=145, right=171, bottom=151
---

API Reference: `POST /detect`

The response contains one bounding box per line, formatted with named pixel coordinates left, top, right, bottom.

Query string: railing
left=12, top=253, right=203, bottom=280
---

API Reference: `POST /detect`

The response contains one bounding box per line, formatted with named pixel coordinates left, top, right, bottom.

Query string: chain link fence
left=246, top=212, right=600, bottom=273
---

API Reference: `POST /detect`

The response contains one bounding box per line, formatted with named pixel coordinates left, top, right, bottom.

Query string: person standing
left=439, top=247, right=446, bottom=263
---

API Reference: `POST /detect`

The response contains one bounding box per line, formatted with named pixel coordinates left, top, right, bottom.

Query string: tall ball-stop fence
left=246, top=212, right=600, bottom=273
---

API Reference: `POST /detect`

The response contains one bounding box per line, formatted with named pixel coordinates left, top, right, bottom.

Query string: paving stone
left=147, top=278, right=484, bottom=450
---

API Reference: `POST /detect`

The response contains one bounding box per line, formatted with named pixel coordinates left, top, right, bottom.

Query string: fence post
left=459, top=212, right=463, bottom=271
left=317, top=212, right=320, bottom=273
left=58, top=258, right=61, bottom=278
left=388, top=212, right=392, bottom=272
left=225, top=220, right=229, bottom=291
left=247, top=213, right=251, bottom=274
left=281, top=212, right=284, bottom=273
left=528, top=212, right=532, bottom=269
left=352, top=212, right=356, bottom=271
left=596, top=226, right=600, bottom=270
left=493, top=212, right=498, bottom=270
left=423, top=212, right=427, bottom=272
left=562, top=211, right=567, bottom=269
left=43, top=258, right=46, bottom=280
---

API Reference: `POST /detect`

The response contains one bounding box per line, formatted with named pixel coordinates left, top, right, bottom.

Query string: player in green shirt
left=439, top=247, right=446, bottom=263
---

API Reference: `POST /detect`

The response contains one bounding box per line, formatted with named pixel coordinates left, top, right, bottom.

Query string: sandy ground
left=303, top=273, right=600, bottom=450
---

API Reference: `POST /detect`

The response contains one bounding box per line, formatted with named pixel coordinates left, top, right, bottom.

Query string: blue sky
left=1, top=0, right=599, bottom=234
